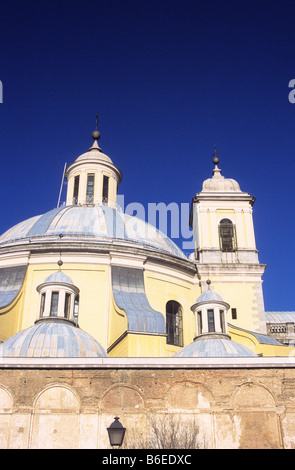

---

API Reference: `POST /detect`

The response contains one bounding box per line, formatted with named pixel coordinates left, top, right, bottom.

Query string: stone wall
left=0, top=363, right=294, bottom=449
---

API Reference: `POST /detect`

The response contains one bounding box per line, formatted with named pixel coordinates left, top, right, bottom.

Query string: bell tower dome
left=65, top=124, right=122, bottom=208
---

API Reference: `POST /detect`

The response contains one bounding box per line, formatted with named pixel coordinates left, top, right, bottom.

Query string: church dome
left=0, top=319, right=108, bottom=358
left=173, top=336, right=257, bottom=358
left=0, top=204, right=186, bottom=260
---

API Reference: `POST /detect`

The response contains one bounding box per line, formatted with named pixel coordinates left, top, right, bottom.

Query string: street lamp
left=107, top=417, right=126, bottom=447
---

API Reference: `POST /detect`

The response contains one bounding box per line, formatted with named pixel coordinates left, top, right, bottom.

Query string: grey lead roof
left=0, top=319, right=108, bottom=357
left=0, top=204, right=186, bottom=260
left=174, top=337, right=257, bottom=358
left=0, top=265, right=27, bottom=308
left=265, top=312, right=295, bottom=323
left=112, top=266, right=166, bottom=334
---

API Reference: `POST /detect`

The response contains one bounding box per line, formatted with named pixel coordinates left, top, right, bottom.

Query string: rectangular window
left=197, top=311, right=202, bottom=335
left=102, top=175, right=109, bottom=203
left=74, top=294, right=79, bottom=326
left=73, top=175, right=80, bottom=204
left=207, top=309, right=215, bottom=332
left=40, top=293, right=46, bottom=317
left=64, top=293, right=71, bottom=318
left=220, top=309, right=225, bottom=333
left=50, top=292, right=59, bottom=317
left=86, top=173, right=95, bottom=204
left=231, top=308, right=237, bottom=320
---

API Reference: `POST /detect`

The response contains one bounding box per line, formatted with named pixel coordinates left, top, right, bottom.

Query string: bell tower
left=189, top=151, right=267, bottom=334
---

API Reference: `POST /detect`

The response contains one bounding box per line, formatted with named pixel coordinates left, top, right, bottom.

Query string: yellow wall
left=15, top=263, right=110, bottom=350
left=108, top=332, right=167, bottom=357
left=144, top=267, right=199, bottom=349
left=202, top=278, right=265, bottom=333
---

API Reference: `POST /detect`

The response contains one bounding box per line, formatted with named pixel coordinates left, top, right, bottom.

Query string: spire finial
left=91, top=112, right=101, bottom=141
left=211, top=144, right=220, bottom=166
left=89, top=112, right=102, bottom=152
left=210, top=145, right=223, bottom=179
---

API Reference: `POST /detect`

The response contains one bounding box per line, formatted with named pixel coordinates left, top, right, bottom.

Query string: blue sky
left=0, top=0, right=294, bottom=310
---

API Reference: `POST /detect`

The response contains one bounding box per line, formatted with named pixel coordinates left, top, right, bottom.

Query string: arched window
left=166, top=301, right=183, bottom=346
left=219, top=218, right=237, bottom=252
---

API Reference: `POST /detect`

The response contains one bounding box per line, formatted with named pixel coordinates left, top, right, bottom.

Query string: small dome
left=74, top=130, right=113, bottom=163
left=202, top=161, right=241, bottom=193
left=196, top=289, right=224, bottom=303
left=75, top=147, right=113, bottom=164
left=202, top=177, right=241, bottom=192
left=174, top=337, right=257, bottom=358
left=0, top=320, right=108, bottom=358
left=44, top=271, right=74, bottom=285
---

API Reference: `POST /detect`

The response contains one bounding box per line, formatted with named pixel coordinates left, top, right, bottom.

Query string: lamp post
left=107, top=417, right=126, bottom=447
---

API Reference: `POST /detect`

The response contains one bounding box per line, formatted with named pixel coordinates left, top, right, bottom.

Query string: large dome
left=0, top=319, right=108, bottom=358
left=0, top=204, right=186, bottom=259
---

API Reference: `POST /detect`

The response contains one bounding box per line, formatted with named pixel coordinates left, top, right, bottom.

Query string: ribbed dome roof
left=202, top=176, right=241, bottom=192
left=44, top=271, right=74, bottom=285
left=0, top=320, right=108, bottom=358
left=201, top=161, right=241, bottom=193
left=75, top=147, right=113, bottom=164
left=74, top=133, right=113, bottom=163
left=196, top=289, right=224, bottom=303
left=174, top=337, right=257, bottom=358
left=0, top=205, right=186, bottom=260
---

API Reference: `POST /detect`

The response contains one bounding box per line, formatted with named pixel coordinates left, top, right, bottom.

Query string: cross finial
left=95, top=112, right=98, bottom=130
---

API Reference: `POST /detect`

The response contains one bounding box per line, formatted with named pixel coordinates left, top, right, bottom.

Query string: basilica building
left=0, top=126, right=294, bottom=449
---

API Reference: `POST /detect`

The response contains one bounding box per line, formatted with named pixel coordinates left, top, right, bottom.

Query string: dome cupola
left=36, top=268, right=79, bottom=324
left=191, top=280, right=230, bottom=340
left=65, top=123, right=122, bottom=208
left=173, top=281, right=257, bottom=358
left=0, top=268, right=108, bottom=358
